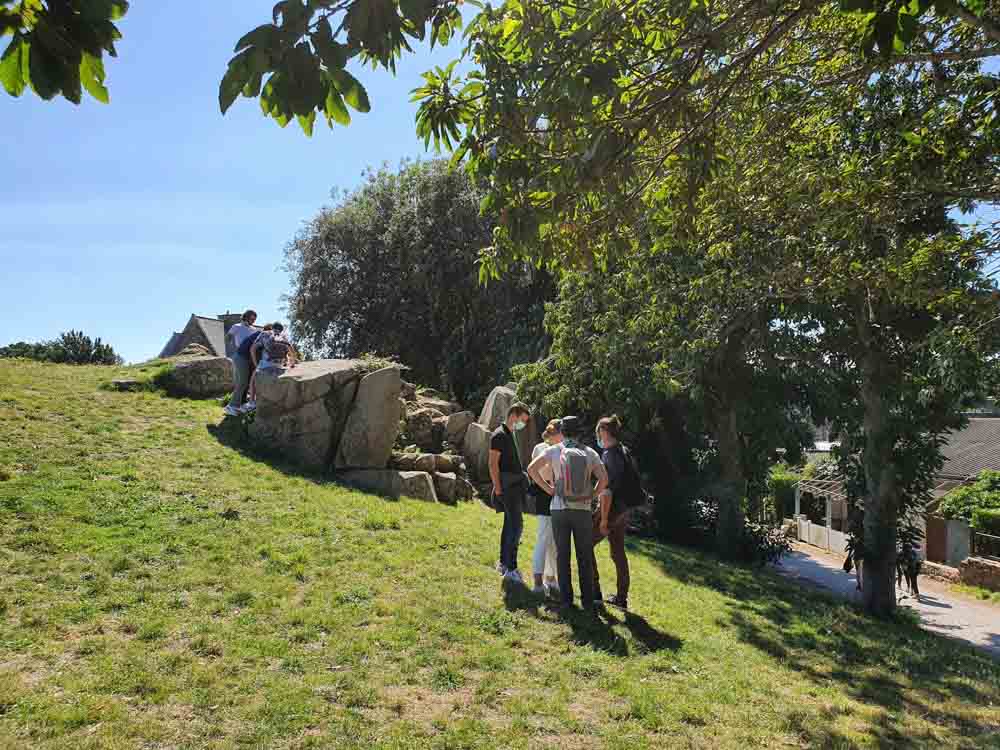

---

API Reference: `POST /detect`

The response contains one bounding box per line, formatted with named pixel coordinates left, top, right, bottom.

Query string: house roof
left=938, top=418, right=1000, bottom=480
left=191, top=316, right=226, bottom=357
left=159, top=332, right=183, bottom=359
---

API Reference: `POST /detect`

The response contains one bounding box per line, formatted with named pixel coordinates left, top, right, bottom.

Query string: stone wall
left=959, top=556, right=1000, bottom=592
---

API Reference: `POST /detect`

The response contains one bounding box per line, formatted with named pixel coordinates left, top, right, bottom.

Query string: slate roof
left=191, top=316, right=226, bottom=357
left=158, top=332, right=183, bottom=359
left=938, top=418, right=1000, bottom=480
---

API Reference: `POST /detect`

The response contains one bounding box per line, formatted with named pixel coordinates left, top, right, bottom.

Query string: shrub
left=938, top=470, right=1000, bottom=523
left=971, top=508, right=1000, bottom=535
left=767, top=464, right=801, bottom=521
left=0, top=330, right=123, bottom=365
left=672, top=495, right=790, bottom=565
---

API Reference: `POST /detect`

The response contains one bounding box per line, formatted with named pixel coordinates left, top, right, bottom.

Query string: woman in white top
left=530, top=420, right=562, bottom=598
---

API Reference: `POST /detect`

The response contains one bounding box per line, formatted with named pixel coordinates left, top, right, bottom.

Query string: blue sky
left=0, top=2, right=462, bottom=363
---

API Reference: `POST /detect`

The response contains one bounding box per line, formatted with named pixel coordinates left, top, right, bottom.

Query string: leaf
left=80, top=52, right=108, bottom=103
left=27, top=41, right=62, bottom=100
left=324, top=85, right=351, bottom=125
left=332, top=68, right=370, bottom=112
left=297, top=110, right=315, bottom=136
left=234, top=24, right=278, bottom=54
left=0, top=35, right=28, bottom=97
left=219, top=49, right=254, bottom=114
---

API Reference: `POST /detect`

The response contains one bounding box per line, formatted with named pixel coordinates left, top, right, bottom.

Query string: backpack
left=618, top=444, right=649, bottom=509
left=558, top=443, right=593, bottom=503
left=265, top=335, right=293, bottom=364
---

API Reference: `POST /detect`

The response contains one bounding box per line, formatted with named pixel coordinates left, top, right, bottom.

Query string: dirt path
left=774, top=543, right=1000, bottom=660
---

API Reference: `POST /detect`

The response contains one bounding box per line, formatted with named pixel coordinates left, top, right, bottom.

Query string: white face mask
left=513, top=420, right=527, bottom=431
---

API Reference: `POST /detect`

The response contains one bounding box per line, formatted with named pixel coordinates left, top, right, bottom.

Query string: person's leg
left=499, top=504, right=512, bottom=573
left=508, top=489, right=524, bottom=573
left=552, top=510, right=574, bottom=605
left=532, top=516, right=549, bottom=589
left=543, top=518, right=558, bottom=588
left=591, top=512, right=607, bottom=599
left=572, top=510, right=596, bottom=608
left=608, top=512, right=630, bottom=603
left=226, top=355, right=247, bottom=413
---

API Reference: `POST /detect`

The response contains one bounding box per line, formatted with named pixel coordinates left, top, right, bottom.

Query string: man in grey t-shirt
left=528, top=416, right=607, bottom=610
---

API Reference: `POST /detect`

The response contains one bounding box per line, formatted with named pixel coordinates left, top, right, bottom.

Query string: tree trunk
left=855, top=297, right=898, bottom=616
left=702, top=319, right=752, bottom=557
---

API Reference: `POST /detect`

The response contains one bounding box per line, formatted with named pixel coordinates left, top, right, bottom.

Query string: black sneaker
left=605, top=594, right=628, bottom=610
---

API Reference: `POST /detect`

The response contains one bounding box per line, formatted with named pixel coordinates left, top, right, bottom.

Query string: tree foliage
left=0, top=330, right=123, bottom=365
left=938, top=470, right=1000, bottom=522
left=284, top=159, right=553, bottom=403
left=0, top=0, right=127, bottom=103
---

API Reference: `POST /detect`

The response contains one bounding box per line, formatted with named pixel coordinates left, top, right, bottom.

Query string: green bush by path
left=1, top=360, right=999, bottom=749
left=938, top=469, right=1000, bottom=523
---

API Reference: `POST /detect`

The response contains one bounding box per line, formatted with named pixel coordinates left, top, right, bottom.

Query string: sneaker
left=532, top=584, right=546, bottom=596
left=223, top=405, right=239, bottom=417
left=505, top=570, right=523, bottom=585
left=605, top=594, right=628, bottom=610
left=545, top=583, right=560, bottom=600
left=240, top=400, right=256, bottom=413
left=495, top=561, right=507, bottom=576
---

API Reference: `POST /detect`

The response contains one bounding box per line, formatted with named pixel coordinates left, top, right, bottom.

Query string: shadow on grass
left=502, top=581, right=682, bottom=657
left=631, top=537, right=1000, bottom=747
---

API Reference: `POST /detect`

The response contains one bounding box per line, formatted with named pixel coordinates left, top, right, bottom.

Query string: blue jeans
left=499, top=482, right=524, bottom=571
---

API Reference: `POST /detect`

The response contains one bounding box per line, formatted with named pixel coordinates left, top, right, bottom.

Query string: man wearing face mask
left=489, top=402, right=532, bottom=583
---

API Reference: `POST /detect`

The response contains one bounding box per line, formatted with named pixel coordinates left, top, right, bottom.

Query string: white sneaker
left=510, top=570, right=524, bottom=585
left=240, top=401, right=256, bottom=413
left=223, top=405, right=239, bottom=417
left=545, top=583, right=560, bottom=600
left=495, top=561, right=507, bottom=576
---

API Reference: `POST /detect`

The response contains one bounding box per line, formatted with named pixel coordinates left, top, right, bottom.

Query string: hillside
left=1, top=360, right=998, bottom=749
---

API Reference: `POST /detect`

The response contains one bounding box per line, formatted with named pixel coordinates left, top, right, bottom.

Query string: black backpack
left=617, top=445, right=650, bottom=509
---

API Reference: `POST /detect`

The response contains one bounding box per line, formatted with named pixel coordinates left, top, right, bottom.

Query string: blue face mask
left=597, top=438, right=606, bottom=450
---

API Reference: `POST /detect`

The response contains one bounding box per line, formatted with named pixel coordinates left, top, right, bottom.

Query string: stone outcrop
left=341, top=469, right=438, bottom=502
left=405, top=407, right=445, bottom=452
left=478, top=385, right=516, bottom=431
left=463, top=422, right=492, bottom=481
left=335, top=367, right=403, bottom=469
left=160, top=356, right=233, bottom=398
left=445, top=411, right=475, bottom=446
left=249, top=359, right=402, bottom=472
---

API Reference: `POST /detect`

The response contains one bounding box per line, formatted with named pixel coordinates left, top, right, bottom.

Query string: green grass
left=953, top=582, right=1000, bottom=605
left=1, top=360, right=999, bottom=749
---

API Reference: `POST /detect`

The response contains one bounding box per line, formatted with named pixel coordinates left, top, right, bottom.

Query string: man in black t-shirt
left=490, top=402, right=532, bottom=582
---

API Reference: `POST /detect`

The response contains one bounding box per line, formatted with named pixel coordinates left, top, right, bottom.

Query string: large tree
left=284, top=159, right=553, bottom=403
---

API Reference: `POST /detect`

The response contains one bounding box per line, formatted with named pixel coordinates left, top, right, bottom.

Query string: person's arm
left=592, top=460, right=609, bottom=523
left=599, top=490, right=613, bottom=535
left=528, top=453, right=555, bottom=496
left=489, top=449, right=503, bottom=497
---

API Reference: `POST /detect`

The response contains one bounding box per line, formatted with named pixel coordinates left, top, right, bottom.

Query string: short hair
left=242, top=309, right=257, bottom=322
left=542, top=419, right=562, bottom=439
left=272, top=322, right=284, bottom=333
left=596, top=414, right=623, bottom=439
left=507, top=402, right=531, bottom=418
left=262, top=323, right=273, bottom=331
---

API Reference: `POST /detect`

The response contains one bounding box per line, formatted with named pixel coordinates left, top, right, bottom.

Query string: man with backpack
left=592, top=415, right=645, bottom=610
left=528, top=415, right=608, bottom=612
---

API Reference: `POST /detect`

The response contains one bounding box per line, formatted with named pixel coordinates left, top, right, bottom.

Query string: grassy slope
left=0, top=360, right=998, bottom=750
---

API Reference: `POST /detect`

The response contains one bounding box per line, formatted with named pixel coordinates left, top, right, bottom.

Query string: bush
left=972, top=507, right=1000, bottom=535
left=938, top=470, right=1000, bottom=523
left=0, top=330, right=122, bottom=365
left=767, top=464, right=801, bottom=521
left=668, top=494, right=790, bottom=565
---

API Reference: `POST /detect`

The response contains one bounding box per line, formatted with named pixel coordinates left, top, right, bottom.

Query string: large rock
left=405, top=407, right=445, bottom=452
left=161, top=356, right=233, bottom=398
left=418, top=395, right=463, bottom=415
left=463, top=422, right=492, bottom=481
left=445, top=411, right=475, bottom=446
left=249, top=359, right=404, bottom=473
left=434, top=472, right=458, bottom=503
left=251, top=360, right=363, bottom=470
left=340, top=469, right=438, bottom=502
left=478, top=385, right=516, bottom=431
left=477, top=385, right=538, bottom=467
left=335, top=367, right=403, bottom=469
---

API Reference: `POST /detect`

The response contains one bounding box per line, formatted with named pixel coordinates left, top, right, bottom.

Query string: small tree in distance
left=0, top=330, right=123, bottom=366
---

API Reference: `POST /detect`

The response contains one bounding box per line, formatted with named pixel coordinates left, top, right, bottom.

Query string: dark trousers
left=552, top=508, right=595, bottom=607
left=499, top=480, right=525, bottom=571
left=593, top=511, right=630, bottom=600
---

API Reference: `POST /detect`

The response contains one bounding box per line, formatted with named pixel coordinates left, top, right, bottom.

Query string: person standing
left=223, top=309, right=257, bottom=417
left=530, top=420, right=562, bottom=598
left=528, top=415, right=607, bottom=612
left=490, top=402, right=532, bottom=583
left=593, top=415, right=633, bottom=610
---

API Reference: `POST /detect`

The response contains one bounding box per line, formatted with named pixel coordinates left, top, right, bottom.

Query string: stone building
left=159, top=312, right=244, bottom=359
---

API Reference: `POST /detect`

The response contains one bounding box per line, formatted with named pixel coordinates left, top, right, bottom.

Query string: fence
left=971, top=531, right=1000, bottom=561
